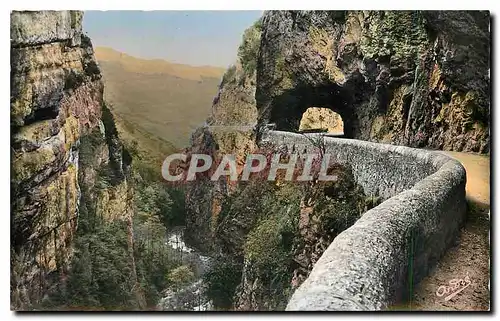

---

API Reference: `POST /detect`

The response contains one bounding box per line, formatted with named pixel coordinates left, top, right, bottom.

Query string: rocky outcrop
left=232, top=165, right=373, bottom=311
left=255, top=11, right=489, bottom=153
left=10, top=11, right=142, bottom=309
left=298, top=107, right=344, bottom=133
left=185, top=58, right=259, bottom=252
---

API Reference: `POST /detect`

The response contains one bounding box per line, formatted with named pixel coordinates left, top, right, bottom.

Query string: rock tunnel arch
left=261, top=83, right=356, bottom=138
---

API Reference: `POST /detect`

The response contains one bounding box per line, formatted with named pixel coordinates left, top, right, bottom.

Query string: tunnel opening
left=264, top=83, right=355, bottom=139
left=298, top=107, right=344, bottom=136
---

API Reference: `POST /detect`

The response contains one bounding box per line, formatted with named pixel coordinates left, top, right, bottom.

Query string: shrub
left=167, top=265, right=195, bottom=290
left=134, top=229, right=181, bottom=307
left=237, top=18, right=263, bottom=77
left=220, top=65, right=237, bottom=88
left=52, top=220, right=138, bottom=310
left=203, top=256, right=243, bottom=310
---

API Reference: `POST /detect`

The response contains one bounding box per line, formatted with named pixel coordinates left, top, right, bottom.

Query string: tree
left=167, top=266, right=195, bottom=290
left=238, top=18, right=263, bottom=76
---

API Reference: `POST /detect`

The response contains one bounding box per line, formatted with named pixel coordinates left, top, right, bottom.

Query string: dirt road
left=409, top=151, right=490, bottom=311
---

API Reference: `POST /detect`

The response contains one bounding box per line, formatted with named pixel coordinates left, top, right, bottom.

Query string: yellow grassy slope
left=95, top=47, right=224, bottom=148
left=95, top=47, right=224, bottom=81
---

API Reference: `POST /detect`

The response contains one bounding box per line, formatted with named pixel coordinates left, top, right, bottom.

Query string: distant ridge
left=95, top=47, right=222, bottom=148
left=95, top=47, right=225, bottom=81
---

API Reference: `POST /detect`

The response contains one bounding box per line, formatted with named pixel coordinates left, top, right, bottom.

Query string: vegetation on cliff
left=12, top=9, right=490, bottom=312
left=201, top=145, right=379, bottom=310
left=38, top=102, right=189, bottom=310
left=238, top=18, right=263, bottom=77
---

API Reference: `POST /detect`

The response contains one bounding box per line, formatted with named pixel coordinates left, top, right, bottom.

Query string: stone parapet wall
left=261, top=131, right=467, bottom=311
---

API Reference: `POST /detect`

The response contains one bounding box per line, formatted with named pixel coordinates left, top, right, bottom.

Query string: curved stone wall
left=261, top=131, right=467, bottom=311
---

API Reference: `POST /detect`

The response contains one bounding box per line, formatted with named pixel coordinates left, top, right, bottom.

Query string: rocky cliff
left=186, top=10, right=490, bottom=310
left=255, top=10, right=490, bottom=153
left=186, top=8, right=490, bottom=251
left=10, top=11, right=143, bottom=309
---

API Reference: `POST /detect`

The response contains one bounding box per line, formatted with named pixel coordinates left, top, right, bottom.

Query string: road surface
left=407, top=151, right=490, bottom=311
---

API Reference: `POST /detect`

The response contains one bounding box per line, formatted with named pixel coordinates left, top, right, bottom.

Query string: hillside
left=95, top=47, right=225, bottom=149
left=111, top=110, right=178, bottom=174
left=95, top=47, right=224, bottom=81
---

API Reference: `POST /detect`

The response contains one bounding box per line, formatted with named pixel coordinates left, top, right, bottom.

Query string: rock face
left=185, top=60, right=259, bottom=252
left=10, top=11, right=142, bottom=309
left=187, top=10, right=489, bottom=249
left=185, top=10, right=486, bottom=311
left=255, top=11, right=490, bottom=153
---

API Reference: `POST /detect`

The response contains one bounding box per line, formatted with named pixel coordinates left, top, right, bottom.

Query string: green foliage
left=205, top=181, right=303, bottom=309
left=203, top=256, right=243, bottom=309
left=127, top=150, right=188, bottom=307
left=207, top=162, right=372, bottom=310
left=220, top=65, right=237, bottom=87
left=167, top=265, right=195, bottom=290
left=243, top=214, right=296, bottom=309
left=36, top=97, right=190, bottom=310
left=163, top=187, right=186, bottom=227
left=134, top=214, right=182, bottom=307
left=96, top=164, right=123, bottom=189
left=255, top=183, right=303, bottom=251
left=304, top=164, right=369, bottom=236
left=136, top=184, right=172, bottom=216
left=133, top=159, right=160, bottom=182
left=79, top=127, right=105, bottom=168
left=50, top=113, right=188, bottom=309
left=237, top=18, right=263, bottom=77
left=43, top=220, right=138, bottom=310
left=50, top=187, right=185, bottom=310
left=241, top=183, right=302, bottom=309
left=216, top=180, right=274, bottom=229
left=132, top=159, right=186, bottom=227
left=244, top=214, right=296, bottom=268
left=130, top=158, right=188, bottom=306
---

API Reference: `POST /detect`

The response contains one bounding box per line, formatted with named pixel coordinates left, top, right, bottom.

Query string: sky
left=83, top=11, right=263, bottom=68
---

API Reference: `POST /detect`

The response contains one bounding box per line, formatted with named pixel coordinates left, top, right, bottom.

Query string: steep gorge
left=185, top=10, right=490, bottom=310
left=10, top=11, right=144, bottom=310
left=187, top=10, right=490, bottom=250
left=10, top=10, right=490, bottom=311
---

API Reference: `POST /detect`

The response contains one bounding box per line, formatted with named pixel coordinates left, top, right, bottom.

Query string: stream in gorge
left=157, top=228, right=213, bottom=311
